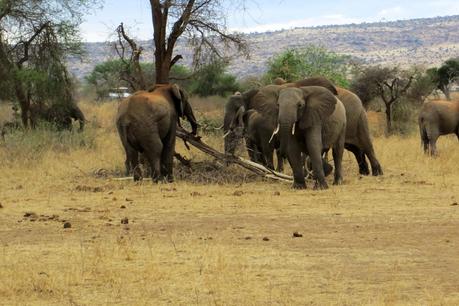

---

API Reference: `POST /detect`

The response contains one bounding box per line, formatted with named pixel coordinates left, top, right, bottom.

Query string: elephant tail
left=418, top=116, right=429, bottom=146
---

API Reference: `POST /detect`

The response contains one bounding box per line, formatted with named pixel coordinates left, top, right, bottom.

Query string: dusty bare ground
left=0, top=101, right=458, bottom=305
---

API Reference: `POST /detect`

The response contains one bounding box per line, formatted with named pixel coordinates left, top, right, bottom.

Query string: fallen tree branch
left=175, top=128, right=293, bottom=182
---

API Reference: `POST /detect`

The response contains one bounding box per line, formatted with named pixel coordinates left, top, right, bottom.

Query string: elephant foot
left=372, top=165, right=383, bottom=176
left=323, top=162, right=333, bottom=177
left=133, top=171, right=142, bottom=182
left=333, top=178, right=343, bottom=185
left=292, top=181, right=306, bottom=189
left=359, top=167, right=370, bottom=176
left=313, top=181, right=329, bottom=190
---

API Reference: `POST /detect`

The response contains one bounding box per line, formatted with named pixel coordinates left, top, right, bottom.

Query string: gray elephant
left=419, top=99, right=459, bottom=155
left=276, top=86, right=346, bottom=189
left=277, top=78, right=383, bottom=176
left=240, top=109, right=283, bottom=170
left=29, top=103, right=86, bottom=131
left=116, top=83, right=198, bottom=182
left=223, top=78, right=338, bottom=171
left=223, top=86, right=283, bottom=171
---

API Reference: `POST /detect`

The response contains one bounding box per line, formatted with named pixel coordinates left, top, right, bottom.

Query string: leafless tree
left=113, top=23, right=148, bottom=91
left=148, top=0, right=248, bottom=83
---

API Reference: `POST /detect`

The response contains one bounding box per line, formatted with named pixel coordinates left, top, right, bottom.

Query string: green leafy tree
left=265, top=46, right=351, bottom=87
left=427, top=58, right=459, bottom=100
left=0, top=0, right=101, bottom=127
left=190, top=60, right=239, bottom=97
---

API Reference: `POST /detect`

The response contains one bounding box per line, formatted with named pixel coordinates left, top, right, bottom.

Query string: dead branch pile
left=175, top=129, right=293, bottom=183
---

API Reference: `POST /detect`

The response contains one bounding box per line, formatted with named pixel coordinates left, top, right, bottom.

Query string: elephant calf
left=419, top=100, right=459, bottom=155
left=116, top=84, right=198, bottom=182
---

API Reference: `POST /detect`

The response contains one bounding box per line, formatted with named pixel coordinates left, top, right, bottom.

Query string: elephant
left=275, top=77, right=383, bottom=176
left=236, top=108, right=283, bottom=171
left=223, top=86, right=283, bottom=171
left=29, top=103, right=85, bottom=131
left=223, top=77, right=338, bottom=171
left=418, top=99, right=459, bottom=155
left=116, top=83, right=198, bottom=182
left=276, top=86, right=346, bottom=189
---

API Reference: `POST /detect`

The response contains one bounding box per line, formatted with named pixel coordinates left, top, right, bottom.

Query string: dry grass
left=1, top=99, right=459, bottom=305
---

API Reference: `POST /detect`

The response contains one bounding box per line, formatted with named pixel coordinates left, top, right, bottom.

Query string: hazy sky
left=81, top=0, right=459, bottom=42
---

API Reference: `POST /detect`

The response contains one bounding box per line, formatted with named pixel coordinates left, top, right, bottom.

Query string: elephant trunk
left=183, top=102, right=198, bottom=135
left=223, top=106, right=245, bottom=155
left=278, top=104, right=298, bottom=157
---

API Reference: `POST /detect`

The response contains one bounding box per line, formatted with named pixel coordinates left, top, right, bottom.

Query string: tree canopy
left=0, top=0, right=101, bottom=127
left=351, top=66, right=414, bottom=133
left=427, top=58, right=459, bottom=100
left=189, top=59, right=239, bottom=97
left=264, top=46, right=351, bottom=87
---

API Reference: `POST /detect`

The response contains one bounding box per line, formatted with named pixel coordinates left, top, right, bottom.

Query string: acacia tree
left=148, top=0, right=247, bottom=84
left=0, top=0, right=99, bottom=127
left=352, top=66, right=414, bottom=133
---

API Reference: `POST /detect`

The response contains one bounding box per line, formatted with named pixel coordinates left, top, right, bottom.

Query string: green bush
left=264, top=46, right=351, bottom=87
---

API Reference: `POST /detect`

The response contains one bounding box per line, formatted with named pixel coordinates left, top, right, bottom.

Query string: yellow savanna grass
left=0, top=98, right=458, bottom=305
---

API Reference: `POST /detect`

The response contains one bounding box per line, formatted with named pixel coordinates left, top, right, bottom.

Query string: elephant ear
left=299, top=86, right=337, bottom=129
left=242, top=89, right=259, bottom=110
left=171, top=84, right=185, bottom=117
left=230, top=106, right=245, bottom=130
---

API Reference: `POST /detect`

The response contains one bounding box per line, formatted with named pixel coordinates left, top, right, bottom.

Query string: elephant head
left=171, top=84, right=198, bottom=135
left=223, top=90, right=258, bottom=155
left=277, top=86, right=337, bottom=156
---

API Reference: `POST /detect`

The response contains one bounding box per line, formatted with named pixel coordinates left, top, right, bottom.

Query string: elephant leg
left=287, top=142, right=306, bottom=189
left=141, top=135, right=163, bottom=183
left=429, top=133, right=439, bottom=156
left=420, top=125, right=430, bottom=154
left=160, top=128, right=176, bottom=183
left=275, top=149, right=284, bottom=172
left=305, top=126, right=328, bottom=190
left=345, top=143, right=370, bottom=175
left=245, top=138, right=257, bottom=161
left=126, top=147, right=141, bottom=181
left=332, top=133, right=345, bottom=185
left=260, top=141, right=275, bottom=170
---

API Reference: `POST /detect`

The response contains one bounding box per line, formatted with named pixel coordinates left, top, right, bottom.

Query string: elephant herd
left=115, top=78, right=459, bottom=189
left=222, top=77, right=382, bottom=189
left=116, top=78, right=385, bottom=189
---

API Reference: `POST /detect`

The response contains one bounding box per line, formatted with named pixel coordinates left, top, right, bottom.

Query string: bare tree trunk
left=14, top=82, right=30, bottom=128
left=155, top=55, right=171, bottom=84
left=385, top=102, right=392, bottom=134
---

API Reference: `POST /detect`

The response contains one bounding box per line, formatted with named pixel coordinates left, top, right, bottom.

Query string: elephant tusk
left=292, top=122, right=296, bottom=135
left=223, top=130, right=231, bottom=138
left=215, top=124, right=224, bottom=130
left=269, top=124, right=280, bottom=143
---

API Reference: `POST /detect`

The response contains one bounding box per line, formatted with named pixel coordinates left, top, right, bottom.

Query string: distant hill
left=69, top=15, right=459, bottom=80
